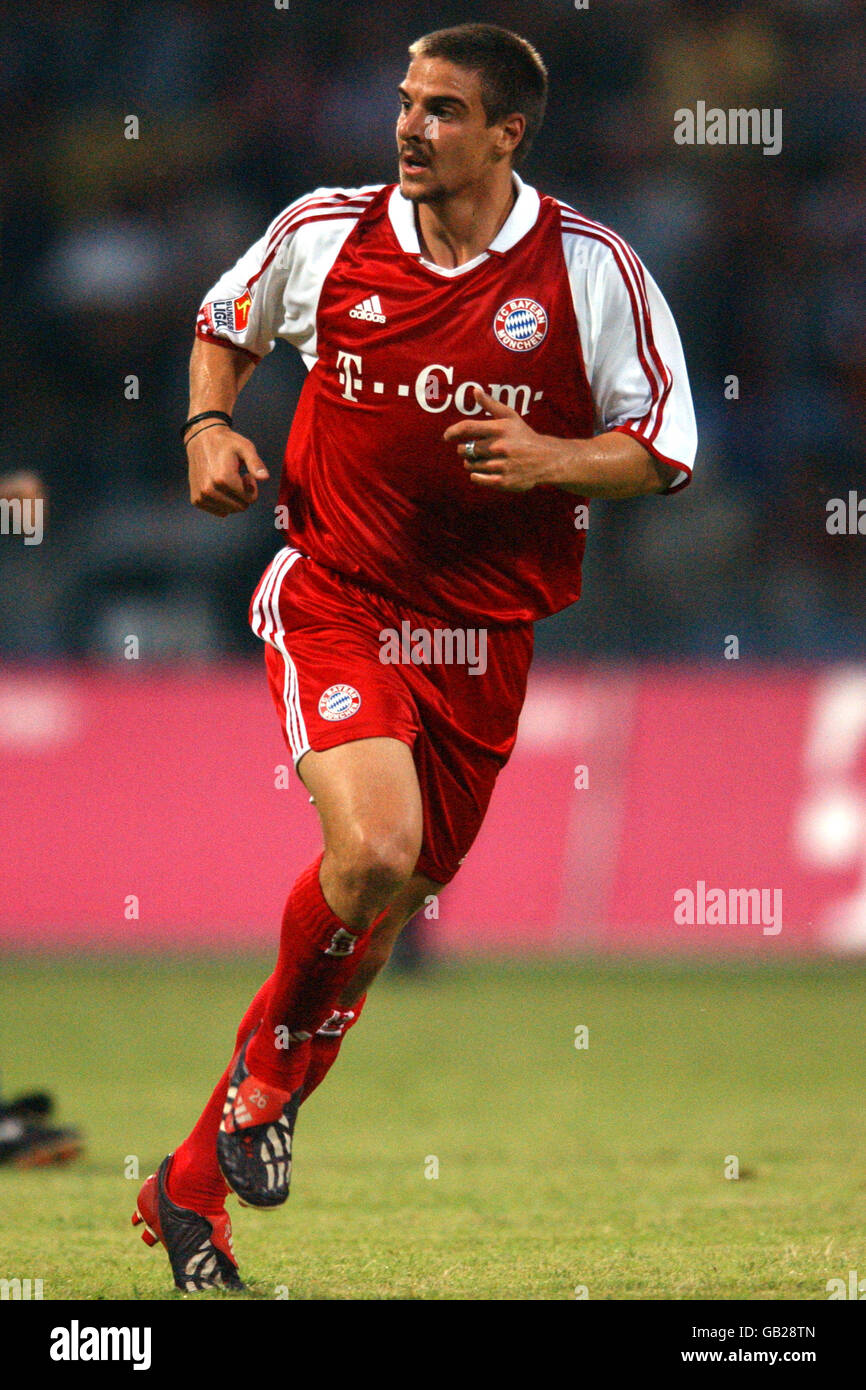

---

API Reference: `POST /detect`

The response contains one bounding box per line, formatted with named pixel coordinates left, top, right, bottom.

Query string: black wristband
left=181, top=410, right=232, bottom=441
left=184, top=421, right=230, bottom=448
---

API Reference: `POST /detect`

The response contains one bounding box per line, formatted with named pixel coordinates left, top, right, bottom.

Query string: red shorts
left=249, top=547, right=533, bottom=884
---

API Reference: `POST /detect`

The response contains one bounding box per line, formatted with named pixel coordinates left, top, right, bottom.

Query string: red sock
left=301, top=993, right=368, bottom=1103
left=245, top=856, right=380, bottom=1093
left=166, top=974, right=275, bottom=1213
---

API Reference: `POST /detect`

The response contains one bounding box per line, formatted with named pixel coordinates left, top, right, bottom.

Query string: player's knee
left=331, top=823, right=419, bottom=905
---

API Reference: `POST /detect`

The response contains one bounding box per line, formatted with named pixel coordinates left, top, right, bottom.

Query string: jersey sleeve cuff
left=609, top=424, right=694, bottom=493
left=194, top=327, right=262, bottom=364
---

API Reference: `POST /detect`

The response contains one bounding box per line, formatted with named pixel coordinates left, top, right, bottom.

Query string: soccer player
left=133, top=23, right=697, bottom=1291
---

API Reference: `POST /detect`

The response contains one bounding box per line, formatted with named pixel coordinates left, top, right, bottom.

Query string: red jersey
left=197, top=176, right=696, bottom=624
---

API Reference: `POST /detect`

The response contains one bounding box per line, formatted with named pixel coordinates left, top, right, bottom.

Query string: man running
left=133, top=22, right=696, bottom=1292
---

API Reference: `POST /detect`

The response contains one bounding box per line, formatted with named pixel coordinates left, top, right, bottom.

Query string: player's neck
left=414, top=172, right=517, bottom=269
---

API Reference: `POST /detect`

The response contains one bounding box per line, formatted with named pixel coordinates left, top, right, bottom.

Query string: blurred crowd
left=1, top=0, right=864, bottom=661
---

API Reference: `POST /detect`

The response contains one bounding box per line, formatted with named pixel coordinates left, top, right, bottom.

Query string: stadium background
left=1, top=0, right=866, bottom=1304
left=2, top=0, right=864, bottom=953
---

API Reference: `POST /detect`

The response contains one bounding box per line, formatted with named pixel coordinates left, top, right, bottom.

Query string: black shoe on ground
left=0, top=1112, right=83, bottom=1168
left=132, top=1155, right=243, bottom=1292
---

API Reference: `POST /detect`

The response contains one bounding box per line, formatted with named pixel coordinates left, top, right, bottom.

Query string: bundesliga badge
left=204, top=289, right=252, bottom=334
left=318, top=684, right=362, bottom=721
left=493, top=297, right=548, bottom=352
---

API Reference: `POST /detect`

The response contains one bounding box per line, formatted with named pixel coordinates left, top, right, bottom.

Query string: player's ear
left=498, top=112, right=525, bottom=161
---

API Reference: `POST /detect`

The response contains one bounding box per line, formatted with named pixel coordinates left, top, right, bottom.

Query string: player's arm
left=563, top=236, right=697, bottom=497
left=186, top=339, right=269, bottom=516
left=185, top=202, right=292, bottom=518
left=445, top=234, right=696, bottom=499
left=444, top=393, right=678, bottom=497
left=187, top=185, right=381, bottom=516
left=535, top=429, right=679, bottom=496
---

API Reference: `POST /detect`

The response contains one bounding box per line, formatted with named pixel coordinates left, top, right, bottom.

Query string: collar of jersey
left=387, top=172, right=540, bottom=277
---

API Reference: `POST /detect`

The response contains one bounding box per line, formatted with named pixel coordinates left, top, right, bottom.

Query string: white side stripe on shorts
left=251, top=548, right=310, bottom=764
left=251, top=545, right=298, bottom=646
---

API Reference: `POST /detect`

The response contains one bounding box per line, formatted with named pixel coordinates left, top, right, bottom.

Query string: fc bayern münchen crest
left=318, top=684, right=362, bottom=721
left=493, top=297, right=548, bottom=352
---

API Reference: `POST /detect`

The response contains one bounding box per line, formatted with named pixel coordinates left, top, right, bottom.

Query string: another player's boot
left=0, top=1115, right=83, bottom=1167
left=0, top=1089, right=53, bottom=1121
left=216, top=1029, right=303, bottom=1209
left=132, top=1155, right=243, bottom=1292
left=0, top=1087, right=83, bottom=1167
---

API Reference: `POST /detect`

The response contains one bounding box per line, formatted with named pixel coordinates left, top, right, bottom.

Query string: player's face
left=396, top=57, right=517, bottom=202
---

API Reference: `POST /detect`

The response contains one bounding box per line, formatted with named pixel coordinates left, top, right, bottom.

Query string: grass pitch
left=0, top=955, right=864, bottom=1301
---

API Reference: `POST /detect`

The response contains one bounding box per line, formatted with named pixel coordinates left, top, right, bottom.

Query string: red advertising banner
left=1, top=664, right=864, bottom=954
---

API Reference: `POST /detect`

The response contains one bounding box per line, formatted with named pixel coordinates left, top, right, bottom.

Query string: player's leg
left=300, top=736, right=425, bottom=926
left=168, top=869, right=437, bottom=1211
left=143, top=737, right=428, bottom=1280
left=277, top=597, right=535, bottom=1118
left=241, top=736, right=423, bottom=1079
left=216, top=735, right=426, bottom=1206
left=159, top=974, right=275, bottom=1215
left=301, top=871, right=442, bottom=1103
left=140, top=555, right=430, bottom=1278
left=335, top=869, right=439, bottom=1004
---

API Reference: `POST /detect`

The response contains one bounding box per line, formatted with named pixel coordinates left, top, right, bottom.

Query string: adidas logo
left=349, top=294, right=386, bottom=323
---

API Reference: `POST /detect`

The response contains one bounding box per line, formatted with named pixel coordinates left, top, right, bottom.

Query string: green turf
left=0, top=955, right=864, bottom=1300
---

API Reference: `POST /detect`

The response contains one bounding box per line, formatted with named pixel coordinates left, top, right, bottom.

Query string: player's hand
left=187, top=426, right=270, bottom=516
left=443, top=387, right=558, bottom=492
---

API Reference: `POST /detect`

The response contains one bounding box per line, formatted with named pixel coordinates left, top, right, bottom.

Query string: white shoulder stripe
left=265, top=188, right=383, bottom=259
left=559, top=207, right=671, bottom=442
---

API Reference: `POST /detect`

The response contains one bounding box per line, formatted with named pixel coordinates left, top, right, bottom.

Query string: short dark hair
left=408, top=23, right=548, bottom=166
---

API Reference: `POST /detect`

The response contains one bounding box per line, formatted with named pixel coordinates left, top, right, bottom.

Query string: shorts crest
left=318, top=684, right=362, bottom=721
